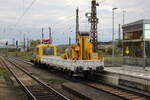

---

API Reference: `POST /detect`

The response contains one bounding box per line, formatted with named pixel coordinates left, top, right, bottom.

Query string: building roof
left=122, top=19, right=150, bottom=28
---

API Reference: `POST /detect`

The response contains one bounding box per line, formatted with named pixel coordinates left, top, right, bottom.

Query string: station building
left=122, top=19, right=150, bottom=67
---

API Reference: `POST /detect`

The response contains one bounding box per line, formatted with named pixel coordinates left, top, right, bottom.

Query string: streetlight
left=123, top=10, right=126, bottom=25
left=121, top=10, right=126, bottom=57
left=112, top=7, right=118, bottom=66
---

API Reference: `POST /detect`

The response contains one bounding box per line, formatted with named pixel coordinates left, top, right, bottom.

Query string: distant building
left=122, top=19, right=150, bottom=67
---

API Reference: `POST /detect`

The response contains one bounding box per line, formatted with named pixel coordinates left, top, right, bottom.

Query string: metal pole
left=23, top=34, right=26, bottom=52
left=144, top=40, right=146, bottom=69
left=42, top=28, right=44, bottom=44
left=90, top=0, right=99, bottom=52
left=123, top=10, right=126, bottom=25
left=112, top=8, right=118, bottom=66
left=13, top=38, right=15, bottom=47
left=6, top=45, right=8, bottom=57
left=76, top=8, right=79, bottom=43
left=49, top=27, right=51, bottom=44
left=118, top=24, right=121, bottom=40
left=27, top=38, right=29, bottom=52
left=5, top=41, right=8, bottom=57
left=69, top=37, right=71, bottom=46
left=143, top=24, right=146, bottom=69
left=121, top=10, right=126, bottom=57
left=16, top=41, right=18, bottom=57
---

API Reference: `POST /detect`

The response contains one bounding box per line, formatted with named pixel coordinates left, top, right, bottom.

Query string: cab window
left=43, top=47, right=54, bottom=55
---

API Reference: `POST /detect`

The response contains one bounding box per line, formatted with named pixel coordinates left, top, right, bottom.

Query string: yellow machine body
left=61, top=32, right=102, bottom=60
left=35, top=44, right=57, bottom=63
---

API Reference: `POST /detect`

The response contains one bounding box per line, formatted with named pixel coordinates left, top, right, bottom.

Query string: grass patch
left=0, top=67, right=14, bottom=85
left=0, top=67, right=6, bottom=76
left=104, top=55, right=123, bottom=62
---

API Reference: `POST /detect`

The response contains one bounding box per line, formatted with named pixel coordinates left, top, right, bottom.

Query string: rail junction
left=0, top=56, right=149, bottom=100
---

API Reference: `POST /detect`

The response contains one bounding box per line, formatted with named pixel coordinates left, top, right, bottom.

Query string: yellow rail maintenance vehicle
left=59, top=32, right=104, bottom=77
left=61, top=32, right=102, bottom=60
left=34, top=43, right=57, bottom=65
left=33, top=32, right=104, bottom=77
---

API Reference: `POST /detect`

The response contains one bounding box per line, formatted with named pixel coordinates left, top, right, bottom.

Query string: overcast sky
left=0, top=0, right=150, bottom=45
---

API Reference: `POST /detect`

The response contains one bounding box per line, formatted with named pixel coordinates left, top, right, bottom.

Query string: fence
left=104, top=44, right=150, bottom=67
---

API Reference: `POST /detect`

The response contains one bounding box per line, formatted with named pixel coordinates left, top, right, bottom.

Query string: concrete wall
left=124, top=57, right=150, bottom=67
left=96, top=71, right=150, bottom=94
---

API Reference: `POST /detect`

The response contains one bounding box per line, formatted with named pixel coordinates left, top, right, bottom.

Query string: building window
left=145, top=24, right=150, bottom=39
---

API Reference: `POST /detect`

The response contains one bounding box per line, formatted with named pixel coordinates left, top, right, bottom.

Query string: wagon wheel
left=68, top=70, right=73, bottom=78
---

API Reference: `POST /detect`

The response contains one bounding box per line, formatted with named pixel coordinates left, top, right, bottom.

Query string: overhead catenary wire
left=54, top=0, right=106, bottom=29
left=53, top=8, right=91, bottom=28
left=14, top=0, right=92, bottom=28
left=15, top=0, right=37, bottom=26
left=13, top=0, right=105, bottom=44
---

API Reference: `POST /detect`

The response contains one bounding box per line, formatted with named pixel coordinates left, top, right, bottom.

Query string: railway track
left=8, top=56, right=150, bottom=100
left=86, top=82, right=149, bottom=100
left=6, top=56, right=31, bottom=63
left=14, top=57, right=33, bottom=65
left=0, top=57, right=69, bottom=100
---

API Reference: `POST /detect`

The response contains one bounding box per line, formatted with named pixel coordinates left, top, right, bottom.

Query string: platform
left=105, top=66, right=150, bottom=79
left=62, top=82, right=124, bottom=100
left=96, top=66, right=150, bottom=95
